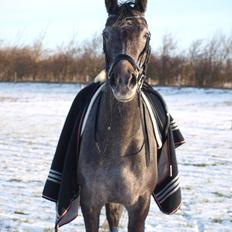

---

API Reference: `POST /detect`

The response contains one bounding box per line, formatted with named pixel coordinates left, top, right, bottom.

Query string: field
left=0, top=83, right=231, bottom=231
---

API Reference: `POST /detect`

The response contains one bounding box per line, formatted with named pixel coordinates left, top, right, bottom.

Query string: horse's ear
left=105, top=0, right=118, bottom=14
left=135, top=0, right=147, bottom=13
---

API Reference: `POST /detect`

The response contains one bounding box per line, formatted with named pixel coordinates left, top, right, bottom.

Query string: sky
left=0, top=0, right=232, bottom=50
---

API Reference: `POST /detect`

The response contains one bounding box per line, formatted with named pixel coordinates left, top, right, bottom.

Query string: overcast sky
left=1, top=0, right=232, bottom=50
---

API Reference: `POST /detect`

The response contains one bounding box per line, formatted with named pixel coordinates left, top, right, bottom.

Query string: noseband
left=103, top=15, right=151, bottom=88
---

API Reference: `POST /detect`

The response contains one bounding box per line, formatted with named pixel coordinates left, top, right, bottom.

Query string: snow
left=0, top=83, right=231, bottom=231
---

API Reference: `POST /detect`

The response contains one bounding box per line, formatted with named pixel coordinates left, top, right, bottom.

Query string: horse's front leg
left=127, top=193, right=151, bottom=232
left=80, top=190, right=102, bottom=232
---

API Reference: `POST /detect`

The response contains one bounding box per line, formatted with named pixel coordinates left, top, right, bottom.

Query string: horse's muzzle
left=111, top=85, right=137, bottom=102
left=108, top=57, right=139, bottom=102
left=109, top=70, right=138, bottom=102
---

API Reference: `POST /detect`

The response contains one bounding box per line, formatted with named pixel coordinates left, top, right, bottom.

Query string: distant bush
left=148, top=33, right=232, bottom=88
left=0, top=33, right=231, bottom=88
left=0, top=35, right=104, bottom=83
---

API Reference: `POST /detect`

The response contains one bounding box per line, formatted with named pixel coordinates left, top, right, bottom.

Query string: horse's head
left=103, top=0, right=151, bottom=102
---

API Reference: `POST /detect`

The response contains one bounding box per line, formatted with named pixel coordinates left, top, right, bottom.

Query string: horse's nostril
left=109, top=74, right=116, bottom=88
left=130, top=74, right=137, bottom=87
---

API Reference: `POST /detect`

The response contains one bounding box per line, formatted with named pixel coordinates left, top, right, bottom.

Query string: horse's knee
left=130, top=193, right=151, bottom=213
left=127, top=194, right=151, bottom=232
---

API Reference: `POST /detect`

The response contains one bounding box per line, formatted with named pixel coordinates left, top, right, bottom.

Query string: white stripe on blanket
left=141, top=92, right=162, bottom=149
left=47, top=177, right=61, bottom=184
left=50, top=169, right=62, bottom=176
left=81, top=83, right=106, bottom=136
left=156, top=174, right=179, bottom=197
left=46, top=169, right=63, bottom=184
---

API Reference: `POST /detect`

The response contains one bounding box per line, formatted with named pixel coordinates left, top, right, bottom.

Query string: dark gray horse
left=78, top=1, right=157, bottom=231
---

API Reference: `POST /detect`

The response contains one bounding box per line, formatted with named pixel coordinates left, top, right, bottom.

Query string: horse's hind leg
left=106, top=203, right=123, bottom=232
left=127, top=193, right=151, bottom=232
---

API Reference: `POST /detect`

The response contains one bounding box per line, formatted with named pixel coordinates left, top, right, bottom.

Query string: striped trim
left=156, top=174, right=179, bottom=197
left=47, top=177, right=61, bottom=184
left=49, top=173, right=62, bottom=181
left=170, top=118, right=176, bottom=125
left=141, top=92, right=162, bottom=149
left=47, top=169, right=62, bottom=184
left=50, top=169, right=62, bottom=176
left=157, top=179, right=180, bottom=202
left=159, top=184, right=180, bottom=204
left=171, top=125, right=179, bottom=131
left=81, top=83, right=105, bottom=135
left=170, top=119, right=179, bottom=131
left=156, top=174, right=180, bottom=203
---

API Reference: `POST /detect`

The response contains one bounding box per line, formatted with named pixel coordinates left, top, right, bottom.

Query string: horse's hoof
left=110, top=228, right=118, bottom=232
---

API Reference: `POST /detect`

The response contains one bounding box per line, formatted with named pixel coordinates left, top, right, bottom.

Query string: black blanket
left=42, top=82, right=185, bottom=229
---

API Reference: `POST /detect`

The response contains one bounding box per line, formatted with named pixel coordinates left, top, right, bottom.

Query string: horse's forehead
left=106, top=25, right=146, bottom=32
left=106, top=16, right=148, bottom=28
left=105, top=22, right=148, bottom=35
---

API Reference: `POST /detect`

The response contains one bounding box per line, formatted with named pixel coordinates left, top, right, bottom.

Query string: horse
left=78, top=1, right=157, bottom=231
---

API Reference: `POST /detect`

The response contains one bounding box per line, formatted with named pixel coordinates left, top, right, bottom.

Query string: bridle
left=103, top=15, right=151, bottom=88
left=100, top=15, right=152, bottom=160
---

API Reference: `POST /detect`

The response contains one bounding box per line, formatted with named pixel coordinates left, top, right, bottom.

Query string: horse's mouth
left=115, top=95, right=135, bottom=103
left=111, top=87, right=137, bottom=103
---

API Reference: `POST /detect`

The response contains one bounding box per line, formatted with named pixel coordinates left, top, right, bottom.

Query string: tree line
left=0, top=33, right=231, bottom=88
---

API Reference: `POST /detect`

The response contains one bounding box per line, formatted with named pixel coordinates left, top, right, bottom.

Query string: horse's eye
left=144, top=32, right=150, bottom=39
left=103, top=31, right=110, bottom=41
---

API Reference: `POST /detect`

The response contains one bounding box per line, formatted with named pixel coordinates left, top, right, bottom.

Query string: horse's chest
left=79, top=136, right=156, bottom=201
left=78, top=96, right=157, bottom=203
left=79, top=154, right=149, bottom=203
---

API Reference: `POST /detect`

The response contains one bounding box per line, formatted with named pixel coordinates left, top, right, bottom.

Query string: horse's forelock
left=106, top=2, right=145, bottom=27
left=111, top=1, right=143, bottom=17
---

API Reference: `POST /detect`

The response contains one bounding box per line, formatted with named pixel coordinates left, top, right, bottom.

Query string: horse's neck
left=94, top=87, right=151, bottom=159
left=98, top=88, right=141, bottom=138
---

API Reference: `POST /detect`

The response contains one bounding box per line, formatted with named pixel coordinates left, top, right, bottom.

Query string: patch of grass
left=212, top=192, right=230, bottom=198
left=43, top=229, right=54, bottom=232
left=14, top=210, right=29, bottom=215
left=192, top=163, right=207, bottom=167
left=9, top=179, right=22, bottom=183
left=212, top=218, right=224, bottom=224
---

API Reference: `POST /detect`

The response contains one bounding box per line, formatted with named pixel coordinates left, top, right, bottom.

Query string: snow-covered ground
left=0, top=83, right=231, bottom=232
